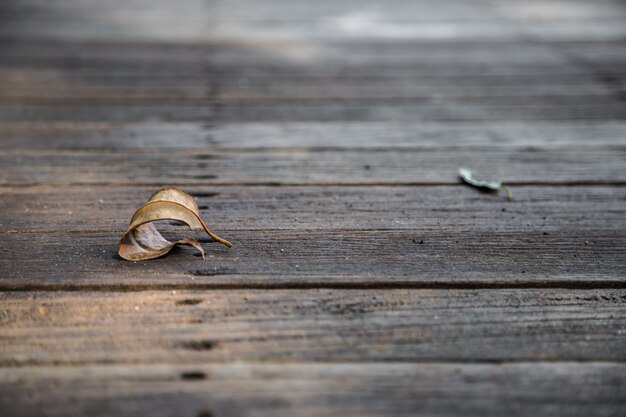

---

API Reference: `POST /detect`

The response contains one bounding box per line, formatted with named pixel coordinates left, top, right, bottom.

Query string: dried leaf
left=458, top=167, right=512, bottom=199
left=117, top=187, right=232, bottom=261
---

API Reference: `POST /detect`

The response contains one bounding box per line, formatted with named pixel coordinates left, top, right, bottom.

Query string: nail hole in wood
left=175, top=298, right=203, bottom=306
left=192, top=192, right=219, bottom=198
left=180, top=371, right=207, bottom=381
left=179, top=340, right=218, bottom=351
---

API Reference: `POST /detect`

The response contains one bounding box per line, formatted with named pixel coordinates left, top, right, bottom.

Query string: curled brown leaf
left=117, top=187, right=232, bottom=261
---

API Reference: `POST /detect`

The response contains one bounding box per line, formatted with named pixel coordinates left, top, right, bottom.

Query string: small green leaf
left=458, top=167, right=512, bottom=199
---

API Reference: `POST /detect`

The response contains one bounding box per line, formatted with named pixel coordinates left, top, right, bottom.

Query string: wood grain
left=1, top=68, right=619, bottom=101
left=1, top=0, right=625, bottom=415
left=3, top=39, right=622, bottom=78
left=2, top=0, right=626, bottom=43
left=1, top=289, right=625, bottom=365
left=1, top=148, right=624, bottom=186
left=0, top=229, right=624, bottom=288
left=2, top=185, right=624, bottom=233
left=2, top=101, right=625, bottom=122
left=1, top=362, right=624, bottom=417
left=2, top=121, right=626, bottom=150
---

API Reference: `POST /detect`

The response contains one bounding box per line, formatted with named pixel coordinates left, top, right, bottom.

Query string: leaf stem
left=207, top=230, right=233, bottom=248
left=501, top=184, right=513, bottom=200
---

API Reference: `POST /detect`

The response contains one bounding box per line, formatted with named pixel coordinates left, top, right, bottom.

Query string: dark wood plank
left=1, top=362, right=624, bottom=417
left=0, top=102, right=213, bottom=122
left=1, top=82, right=616, bottom=103
left=211, top=100, right=626, bottom=122
left=1, top=148, right=625, bottom=186
left=2, top=184, right=622, bottom=288
left=0, top=39, right=602, bottom=77
left=1, top=228, right=623, bottom=288
left=2, top=100, right=625, bottom=122
left=1, top=289, right=625, bottom=365
left=1, top=185, right=624, bottom=233
left=1, top=67, right=619, bottom=101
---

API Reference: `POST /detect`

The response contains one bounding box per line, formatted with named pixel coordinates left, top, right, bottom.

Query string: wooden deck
left=1, top=1, right=625, bottom=416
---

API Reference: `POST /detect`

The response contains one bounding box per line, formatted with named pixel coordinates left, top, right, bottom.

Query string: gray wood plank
left=0, top=102, right=213, bottom=122
left=1, top=38, right=623, bottom=79
left=1, top=68, right=619, bottom=101
left=2, top=121, right=626, bottom=150
left=1, top=289, right=625, bottom=365
left=0, top=39, right=599, bottom=77
left=1, top=80, right=615, bottom=103
left=1, top=148, right=624, bottom=186
left=0, top=228, right=623, bottom=288
left=1, top=185, right=624, bottom=233
left=211, top=100, right=626, bottom=122
left=2, top=0, right=625, bottom=43
left=2, top=100, right=625, bottom=122
left=2, top=184, right=622, bottom=288
left=1, top=362, right=624, bottom=417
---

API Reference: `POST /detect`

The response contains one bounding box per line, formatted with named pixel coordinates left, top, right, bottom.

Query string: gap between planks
left=3, top=181, right=626, bottom=188
left=2, top=280, right=626, bottom=292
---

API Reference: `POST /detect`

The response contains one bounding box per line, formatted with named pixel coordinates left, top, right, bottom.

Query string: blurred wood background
left=0, top=0, right=625, bottom=416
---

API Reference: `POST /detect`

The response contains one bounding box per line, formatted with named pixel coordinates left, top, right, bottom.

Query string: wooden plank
left=0, top=148, right=624, bottom=185
left=210, top=101, right=626, bottom=122
left=561, top=41, right=626, bottom=65
left=1, top=362, right=624, bottom=417
left=1, top=78, right=615, bottom=102
left=2, top=184, right=622, bottom=288
left=0, top=102, right=212, bottom=122
left=2, top=39, right=621, bottom=77
left=1, top=121, right=626, bottom=150
left=0, top=45, right=616, bottom=94
left=1, top=68, right=620, bottom=101
left=1, top=289, right=625, bottom=365
left=0, top=228, right=623, bottom=288
left=1, top=185, right=624, bottom=233
left=2, top=100, right=625, bottom=122
left=1, top=60, right=618, bottom=83
left=493, top=0, right=626, bottom=20
left=0, top=122, right=212, bottom=149
left=5, top=0, right=626, bottom=22
left=2, top=0, right=625, bottom=43
left=0, top=42, right=597, bottom=77
left=0, top=75, right=211, bottom=102
left=0, top=55, right=621, bottom=102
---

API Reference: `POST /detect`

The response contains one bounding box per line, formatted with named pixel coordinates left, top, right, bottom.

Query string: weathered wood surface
left=0, top=61, right=622, bottom=101
left=2, top=185, right=624, bottom=232
left=1, top=148, right=625, bottom=185
left=2, top=185, right=623, bottom=288
left=2, top=184, right=624, bottom=287
left=3, top=122, right=626, bottom=150
left=1, top=289, right=625, bottom=365
left=2, top=362, right=625, bottom=417
left=2, top=101, right=625, bottom=122
left=2, top=0, right=626, bottom=43
left=2, top=228, right=625, bottom=288
left=1, top=40, right=623, bottom=80
left=1, top=0, right=626, bottom=415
